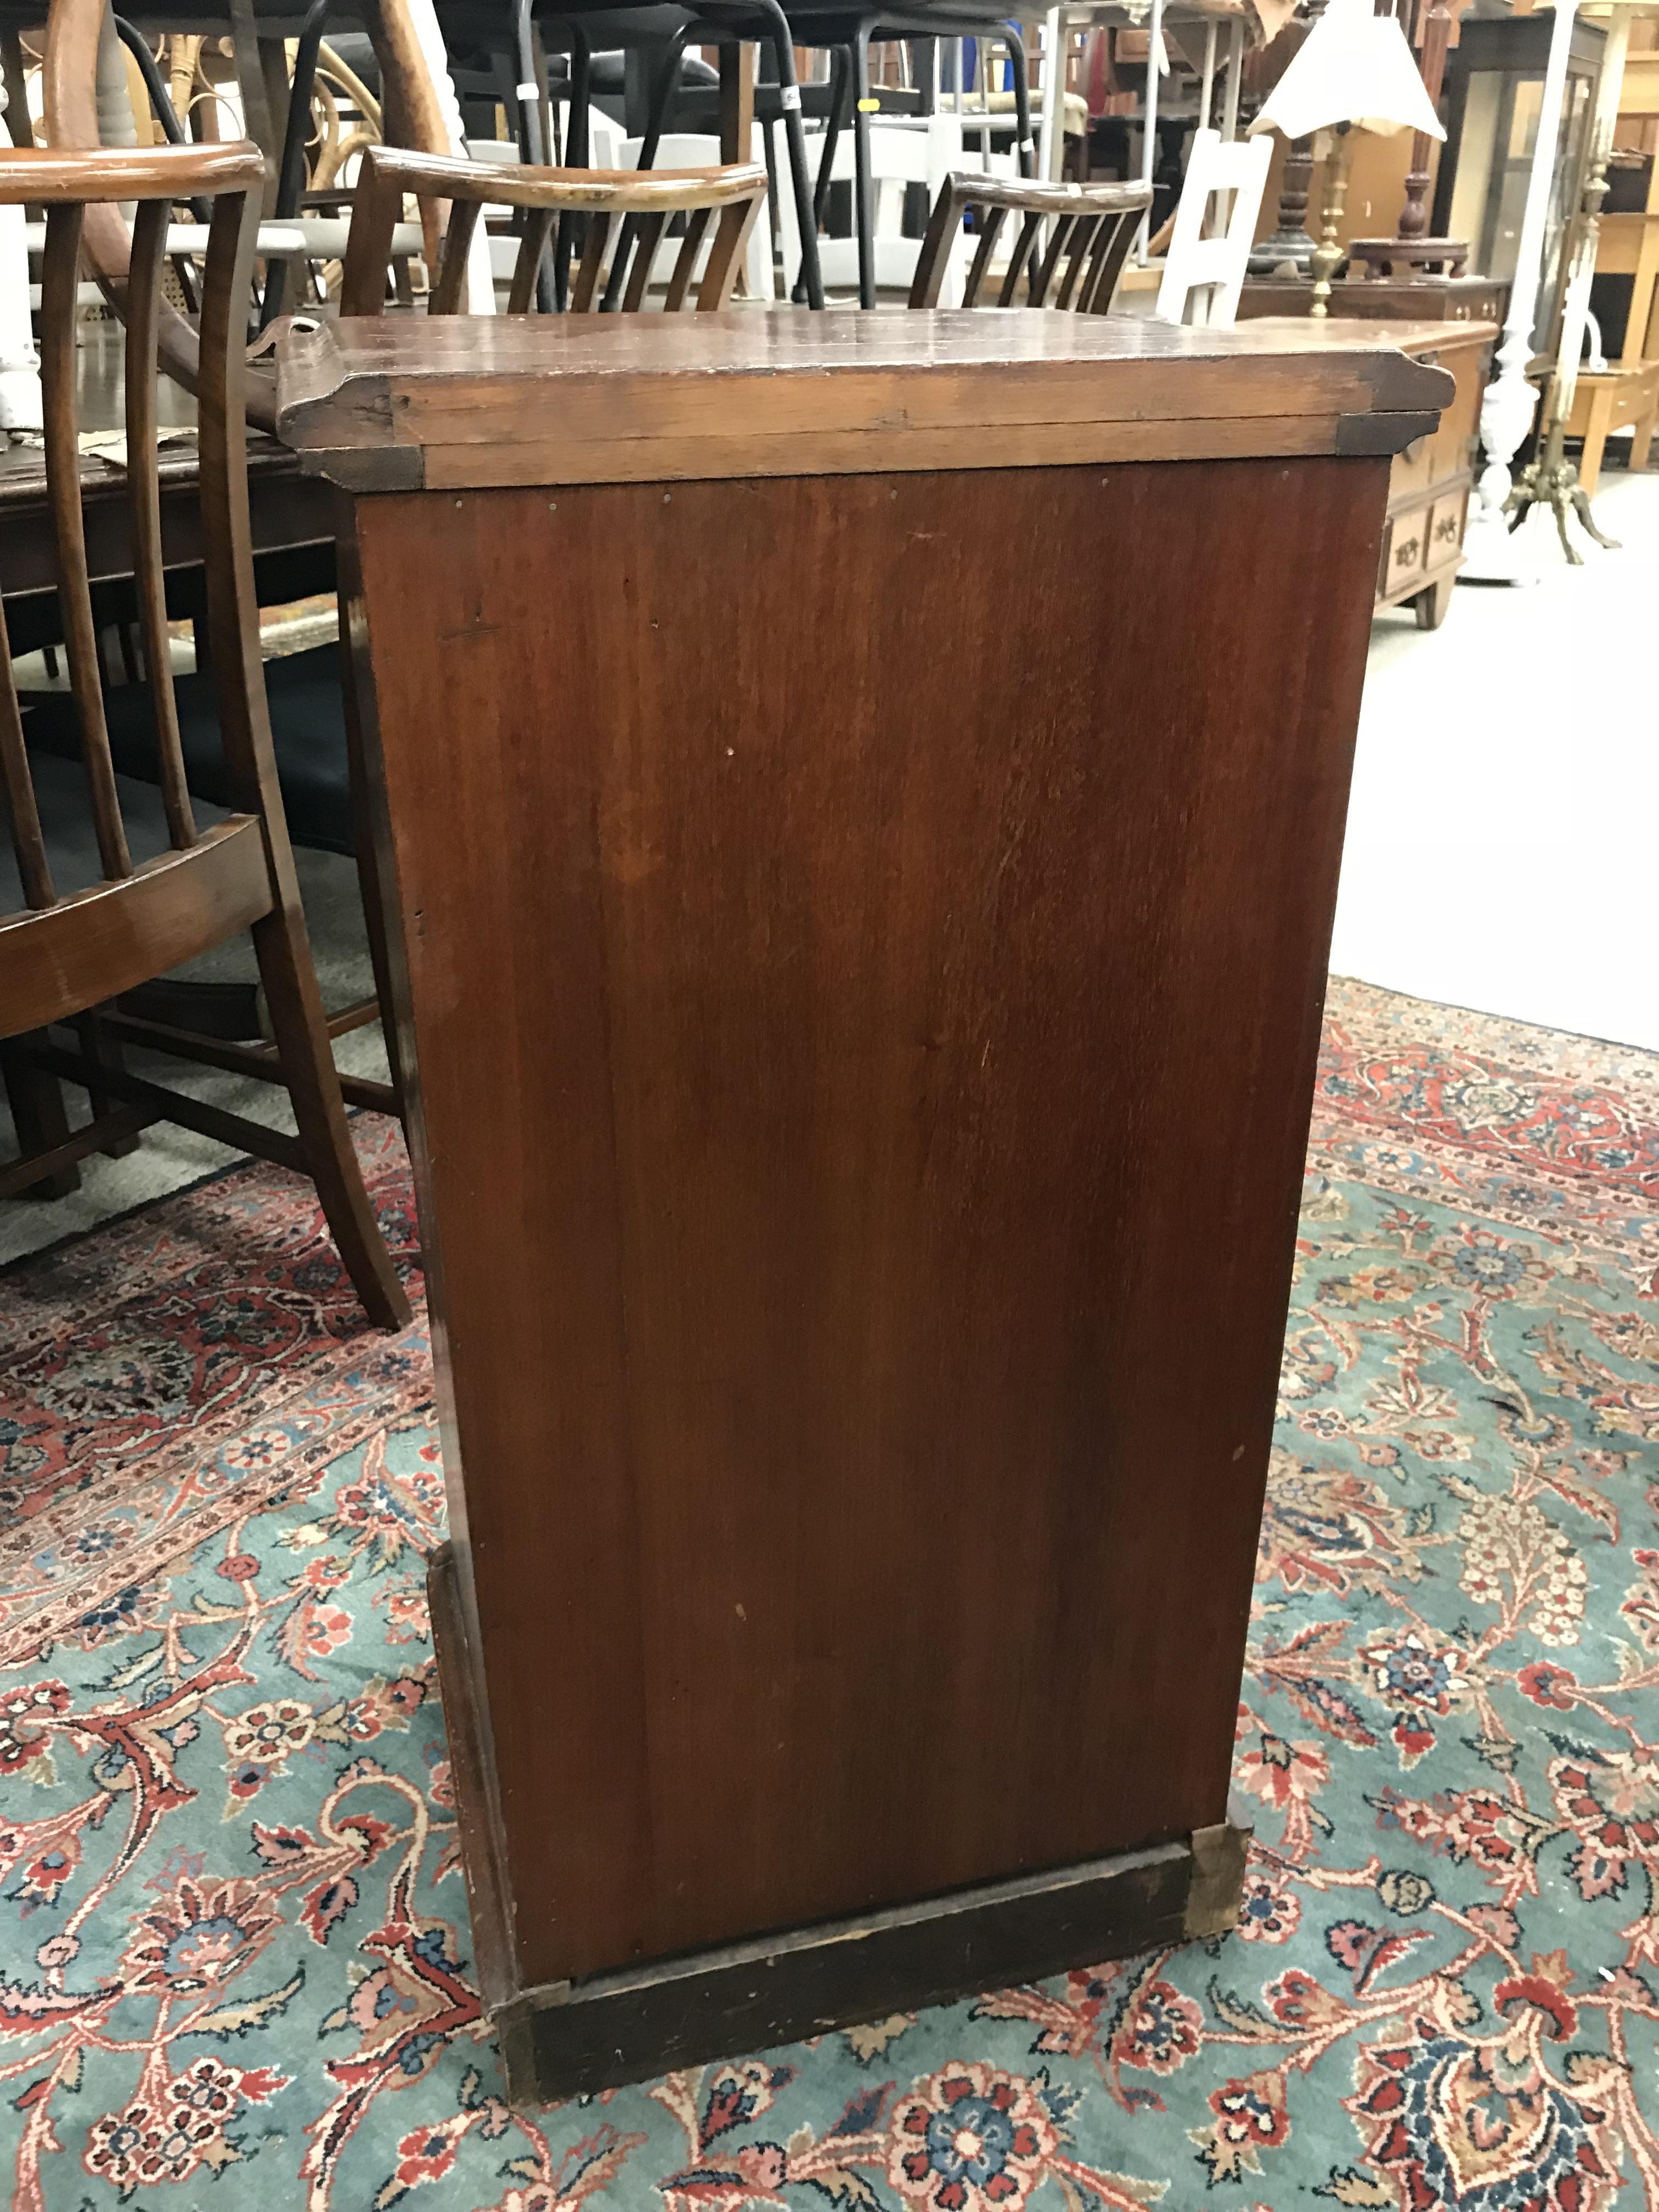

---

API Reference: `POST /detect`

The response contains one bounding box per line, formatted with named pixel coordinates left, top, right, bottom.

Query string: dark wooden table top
left=1, top=327, right=331, bottom=599
left=277, top=306, right=1458, bottom=492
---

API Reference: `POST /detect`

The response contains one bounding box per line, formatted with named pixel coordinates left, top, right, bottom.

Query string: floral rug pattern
left=1, top=979, right=1657, bottom=2212
left=0, top=1118, right=426, bottom=1667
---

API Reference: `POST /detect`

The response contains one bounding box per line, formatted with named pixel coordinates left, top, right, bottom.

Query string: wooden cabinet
left=1237, top=309, right=1497, bottom=630
left=1375, top=321, right=1495, bottom=629
left=1254, top=317, right=1494, bottom=629
left=278, top=311, right=1451, bottom=2107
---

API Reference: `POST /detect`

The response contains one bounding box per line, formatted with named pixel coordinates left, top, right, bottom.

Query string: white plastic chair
left=774, top=114, right=1013, bottom=303
left=0, top=199, right=42, bottom=433
left=1153, top=128, right=1272, bottom=328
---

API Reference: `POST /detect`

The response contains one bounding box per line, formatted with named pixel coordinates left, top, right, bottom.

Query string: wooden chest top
left=276, top=307, right=1454, bottom=491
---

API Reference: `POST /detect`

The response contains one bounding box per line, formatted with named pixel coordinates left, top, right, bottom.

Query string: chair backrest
left=1153, top=128, right=1273, bottom=329
left=0, top=143, right=282, bottom=1035
left=620, top=132, right=773, bottom=306
left=338, top=143, right=769, bottom=316
left=910, top=174, right=1152, bottom=313
left=40, top=0, right=457, bottom=426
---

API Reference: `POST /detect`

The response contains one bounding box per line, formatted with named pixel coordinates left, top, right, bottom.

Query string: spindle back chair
left=0, top=142, right=408, bottom=1329
left=42, top=0, right=460, bottom=428
left=909, top=173, right=1151, bottom=313
left=338, top=142, right=770, bottom=317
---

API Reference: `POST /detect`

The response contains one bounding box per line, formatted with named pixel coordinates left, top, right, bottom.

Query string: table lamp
left=1249, top=0, right=1446, bottom=314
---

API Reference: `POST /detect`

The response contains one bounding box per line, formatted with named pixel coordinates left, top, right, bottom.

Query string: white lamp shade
left=1248, top=0, right=1447, bottom=140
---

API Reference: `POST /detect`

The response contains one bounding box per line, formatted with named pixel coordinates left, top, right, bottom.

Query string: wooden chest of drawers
left=1373, top=320, right=1497, bottom=628
left=1243, top=317, right=1495, bottom=629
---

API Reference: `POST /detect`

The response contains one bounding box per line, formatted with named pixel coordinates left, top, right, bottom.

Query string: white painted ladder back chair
left=1153, top=127, right=1273, bottom=329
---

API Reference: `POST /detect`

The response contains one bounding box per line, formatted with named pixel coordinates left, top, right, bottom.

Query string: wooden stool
left=1564, top=362, right=1659, bottom=495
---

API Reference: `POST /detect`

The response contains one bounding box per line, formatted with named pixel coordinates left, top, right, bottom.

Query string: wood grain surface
left=280, top=311, right=1454, bottom=490
left=351, top=452, right=1385, bottom=1990
left=0, top=822, right=270, bottom=1035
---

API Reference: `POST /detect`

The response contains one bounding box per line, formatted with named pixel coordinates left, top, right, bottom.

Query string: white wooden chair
left=1153, top=127, right=1272, bottom=328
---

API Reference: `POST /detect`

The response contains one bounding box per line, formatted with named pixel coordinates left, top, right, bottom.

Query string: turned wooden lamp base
left=430, top=1543, right=1254, bottom=2106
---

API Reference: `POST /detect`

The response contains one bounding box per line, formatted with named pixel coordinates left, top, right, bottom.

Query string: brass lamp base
left=1505, top=420, right=1620, bottom=567
left=1308, top=126, right=1353, bottom=318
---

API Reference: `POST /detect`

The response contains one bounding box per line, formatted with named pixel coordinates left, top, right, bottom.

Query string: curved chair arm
left=338, top=142, right=770, bottom=316
left=910, top=173, right=1152, bottom=313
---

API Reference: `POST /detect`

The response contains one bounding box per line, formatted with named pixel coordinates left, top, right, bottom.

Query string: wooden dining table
left=0, top=325, right=335, bottom=611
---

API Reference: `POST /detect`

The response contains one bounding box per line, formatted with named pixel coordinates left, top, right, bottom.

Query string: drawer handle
left=1434, top=514, right=1459, bottom=542
left=1395, top=535, right=1420, bottom=566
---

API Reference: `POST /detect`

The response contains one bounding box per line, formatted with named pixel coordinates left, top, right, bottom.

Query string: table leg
left=1037, top=7, right=1063, bottom=183
left=852, top=20, right=875, bottom=308
left=719, top=40, right=754, bottom=161
left=1629, top=386, right=1656, bottom=475
left=1578, top=380, right=1615, bottom=498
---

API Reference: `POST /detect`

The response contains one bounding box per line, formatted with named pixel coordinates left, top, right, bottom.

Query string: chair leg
left=555, top=20, right=592, bottom=307
left=338, top=631, right=406, bottom=1109
left=1578, top=383, right=1615, bottom=500
left=603, top=24, right=693, bottom=312
left=76, top=1011, right=144, bottom=1156
left=747, top=0, right=824, bottom=308
left=639, top=22, right=691, bottom=166
left=2, top=1034, right=81, bottom=1197
left=1004, top=25, right=1035, bottom=178
left=814, top=46, right=849, bottom=232
left=852, top=20, right=875, bottom=308
left=251, top=898, right=411, bottom=1329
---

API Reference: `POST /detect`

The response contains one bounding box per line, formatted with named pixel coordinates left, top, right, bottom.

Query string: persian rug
left=0, top=1116, right=427, bottom=1668
left=1, top=977, right=1657, bottom=2212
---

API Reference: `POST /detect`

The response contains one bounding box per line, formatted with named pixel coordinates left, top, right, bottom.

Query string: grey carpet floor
left=0, top=845, right=391, bottom=1266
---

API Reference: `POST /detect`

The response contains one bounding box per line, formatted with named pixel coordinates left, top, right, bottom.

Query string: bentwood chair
left=338, top=139, right=768, bottom=312
left=0, top=142, right=408, bottom=1329
left=909, top=171, right=1149, bottom=311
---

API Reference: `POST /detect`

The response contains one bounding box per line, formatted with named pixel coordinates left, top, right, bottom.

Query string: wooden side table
left=278, top=311, right=1451, bottom=2106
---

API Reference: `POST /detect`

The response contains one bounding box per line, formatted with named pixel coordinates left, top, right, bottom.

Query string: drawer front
left=1390, top=426, right=1436, bottom=495
left=1390, top=336, right=1492, bottom=496
left=1425, top=487, right=1469, bottom=570
left=1385, top=500, right=1431, bottom=593
left=1438, top=345, right=1489, bottom=475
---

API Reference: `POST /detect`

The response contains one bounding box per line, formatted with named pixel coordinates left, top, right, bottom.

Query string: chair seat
left=1, top=747, right=235, bottom=914
left=19, top=644, right=354, bottom=861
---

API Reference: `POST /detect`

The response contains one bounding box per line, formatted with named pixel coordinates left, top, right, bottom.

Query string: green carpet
left=1, top=979, right=1655, bottom=2211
